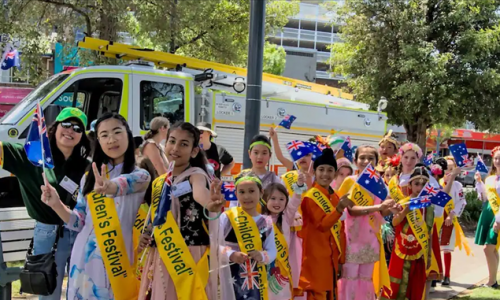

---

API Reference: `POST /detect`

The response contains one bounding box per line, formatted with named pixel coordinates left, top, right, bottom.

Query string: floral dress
left=66, top=164, right=150, bottom=300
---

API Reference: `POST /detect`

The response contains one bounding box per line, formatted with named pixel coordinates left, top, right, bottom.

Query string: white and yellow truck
left=0, top=37, right=387, bottom=206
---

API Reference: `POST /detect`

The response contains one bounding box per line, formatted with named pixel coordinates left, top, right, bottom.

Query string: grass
left=454, top=287, right=500, bottom=300
left=6, top=261, right=23, bottom=297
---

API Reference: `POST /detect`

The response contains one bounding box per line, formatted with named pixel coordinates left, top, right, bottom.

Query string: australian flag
left=303, top=141, right=322, bottom=161
left=278, top=114, right=296, bottom=130
left=449, top=143, right=471, bottom=168
left=1, top=49, right=20, bottom=70
left=24, top=102, right=54, bottom=169
left=153, top=161, right=175, bottom=226
left=221, top=181, right=236, bottom=201
left=476, top=156, right=489, bottom=174
left=417, top=182, right=452, bottom=208
left=409, top=195, right=433, bottom=210
left=340, top=137, right=353, bottom=162
left=286, top=140, right=312, bottom=161
left=423, top=151, right=436, bottom=167
left=357, top=163, right=388, bottom=200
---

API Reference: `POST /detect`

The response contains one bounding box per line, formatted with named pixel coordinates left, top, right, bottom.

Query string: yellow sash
left=133, top=203, right=149, bottom=280
left=388, top=175, right=405, bottom=203
left=398, top=197, right=430, bottom=267
left=273, top=224, right=293, bottom=295
left=485, top=178, right=500, bottom=250
left=281, top=171, right=303, bottom=232
left=150, top=175, right=209, bottom=300
left=347, top=181, right=391, bottom=294
left=226, top=207, right=269, bottom=300
left=304, top=187, right=342, bottom=256
left=87, top=180, right=138, bottom=299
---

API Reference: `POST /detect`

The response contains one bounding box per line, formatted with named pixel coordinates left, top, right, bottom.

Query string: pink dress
left=269, top=192, right=302, bottom=300
left=338, top=175, right=384, bottom=300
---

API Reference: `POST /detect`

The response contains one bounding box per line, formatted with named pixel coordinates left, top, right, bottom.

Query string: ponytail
left=143, top=129, right=158, bottom=141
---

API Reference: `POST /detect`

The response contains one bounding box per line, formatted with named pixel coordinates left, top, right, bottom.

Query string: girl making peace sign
left=42, top=113, right=151, bottom=300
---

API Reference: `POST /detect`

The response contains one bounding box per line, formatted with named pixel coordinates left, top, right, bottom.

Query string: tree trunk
left=98, top=0, right=118, bottom=41
left=404, top=119, right=429, bottom=158
left=169, top=0, right=178, bottom=53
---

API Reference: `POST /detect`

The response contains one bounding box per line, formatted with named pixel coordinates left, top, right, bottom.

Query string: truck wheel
left=0, top=177, right=24, bottom=208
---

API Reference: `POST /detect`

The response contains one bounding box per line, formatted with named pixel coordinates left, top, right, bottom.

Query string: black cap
left=313, top=148, right=337, bottom=170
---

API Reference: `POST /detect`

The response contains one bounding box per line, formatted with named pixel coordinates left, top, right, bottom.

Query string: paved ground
left=10, top=235, right=490, bottom=300
left=430, top=234, right=489, bottom=300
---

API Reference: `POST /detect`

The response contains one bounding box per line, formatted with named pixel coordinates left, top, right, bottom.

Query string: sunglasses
left=61, top=122, right=83, bottom=133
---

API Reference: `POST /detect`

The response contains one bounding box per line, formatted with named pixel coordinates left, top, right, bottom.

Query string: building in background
left=267, top=0, right=344, bottom=88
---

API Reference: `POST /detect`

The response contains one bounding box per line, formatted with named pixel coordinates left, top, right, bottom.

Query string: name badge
left=60, top=176, right=78, bottom=195
left=172, top=181, right=192, bottom=197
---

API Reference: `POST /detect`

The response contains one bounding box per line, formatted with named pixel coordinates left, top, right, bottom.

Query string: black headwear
left=313, top=148, right=337, bottom=171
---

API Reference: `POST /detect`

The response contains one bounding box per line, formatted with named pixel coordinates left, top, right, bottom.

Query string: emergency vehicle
left=0, top=37, right=388, bottom=205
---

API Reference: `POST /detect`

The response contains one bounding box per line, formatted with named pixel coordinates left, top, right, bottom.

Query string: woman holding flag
left=41, top=113, right=151, bottom=300
left=337, top=145, right=395, bottom=300
left=474, top=146, right=500, bottom=288
left=1, top=107, right=90, bottom=300
left=138, top=121, right=225, bottom=300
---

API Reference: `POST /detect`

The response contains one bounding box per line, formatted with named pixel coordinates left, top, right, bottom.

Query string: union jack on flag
left=357, top=163, right=388, bottom=199
left=221, top=181, right=236, bottom=201
left=287, top=140, right=312, bottom=161
left=240, top=259, right=260, bottom=290
left=409, top=195, right=433, bottom=210
left=423, top=151, right=436, bottom=167
left=449, top=143, right=471, bottom=168
left=278, top=114, right=296, bottom=130
left=23, top=101, right=54, bottom=169
left=416, top=182, right=452, bottom=208
left=153, top=161, right=175, bottom=226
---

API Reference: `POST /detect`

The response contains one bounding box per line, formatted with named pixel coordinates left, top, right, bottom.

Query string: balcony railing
left=271, top=28, right=341, bottom=44
left=316, top=70, right=344, bottom=80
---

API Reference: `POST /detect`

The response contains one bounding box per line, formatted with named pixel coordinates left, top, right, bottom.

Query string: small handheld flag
left=449, top=143, right=471, bottom=168
left=153, top=161, right=175, bottom=226
left=476, top=156, right=489, bottom=174
left=287, top=140, right=312, bottom=161
left=409, top=195, right=433, bottom=210
left=221, top=181, right=236, bottom=201
left=339, top=137, right=353, bottom=162
left=303, top=141, right=322, bottom=161
left=24, top=102, right=54, bottom=169
left=423, top=151, right=436, bottom=167
left=278, top=114, right=296, bottom=130
left=418, top=182, right=452, bottom=208
left=357, top=163, right=388, bottom=200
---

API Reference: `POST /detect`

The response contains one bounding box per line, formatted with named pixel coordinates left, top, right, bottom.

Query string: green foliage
left=460, top=190, right=483, bottom=225
left=327, top=1, right=500, bottom=151
left=263, top=42, right=286, bottom=75
left=2, top=0, right=298, bottom=84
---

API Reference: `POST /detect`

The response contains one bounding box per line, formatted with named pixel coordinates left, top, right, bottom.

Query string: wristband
left=203, top=203, right=222, bottom=220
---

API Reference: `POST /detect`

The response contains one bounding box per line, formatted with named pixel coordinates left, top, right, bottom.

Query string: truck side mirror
left=45, top=105, right=62, bottom=126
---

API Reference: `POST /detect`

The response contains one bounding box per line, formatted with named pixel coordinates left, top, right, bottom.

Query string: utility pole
left=242, top=0, right=266, bottom=169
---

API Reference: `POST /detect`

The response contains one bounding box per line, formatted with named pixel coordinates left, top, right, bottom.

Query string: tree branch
left=35, top=0, right=92, bottom=34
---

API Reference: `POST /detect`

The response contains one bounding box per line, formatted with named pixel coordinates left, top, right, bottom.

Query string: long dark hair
left=262, top=183, right=289, bottom=233
left=82, top=113, right=137, bottom=196
left=47, top=118, right=91, bottom=163
left=167, top=121, right=208, bottom=174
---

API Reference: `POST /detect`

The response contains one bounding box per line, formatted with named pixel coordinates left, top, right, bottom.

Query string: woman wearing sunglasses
left=0, top=107, right=91, bottom=300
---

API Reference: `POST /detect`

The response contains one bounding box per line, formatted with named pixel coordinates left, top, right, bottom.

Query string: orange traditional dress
left=298, top=183, right=346, bottom=300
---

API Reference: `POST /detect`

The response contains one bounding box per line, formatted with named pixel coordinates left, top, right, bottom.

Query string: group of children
left=38, top=114, right=483, bottom=300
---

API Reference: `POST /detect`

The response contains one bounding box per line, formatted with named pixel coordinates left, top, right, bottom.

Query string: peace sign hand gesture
left=92, top=162, right=116, bottom=195
left=207, top=179, right=226, bottom=212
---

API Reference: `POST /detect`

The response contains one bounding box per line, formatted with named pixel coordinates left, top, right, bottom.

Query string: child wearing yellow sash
left=229, top=135, right=281, bottom=209
left=219, top=171, right=277, bottom=300
left=41, top=113, right=151, bottom=300
left=437, top=157, right=466, bottom=286
left=137, top=122, right=225, bottom=300
left=382, top=166, right=435, bottom=300
left=261, top=179, right=306, bottom=300
left=338, top=146, right=395, bottom=300
left=474, top=146, right=500, bottom=288
left=299, top=148, right=352, bottom=300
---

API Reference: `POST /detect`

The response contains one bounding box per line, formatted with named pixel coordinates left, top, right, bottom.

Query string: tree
left=125, top=0, right=298, bottom=68
left=328, top=0, right=500, bottom=152
left=263, top=42, right=286, bottom=75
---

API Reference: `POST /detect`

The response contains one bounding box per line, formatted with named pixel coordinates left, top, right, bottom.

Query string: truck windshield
left=0, top=73, right=69, bottom=125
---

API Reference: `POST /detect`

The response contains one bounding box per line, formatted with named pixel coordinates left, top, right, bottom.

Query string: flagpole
left=37, top=100, right=48, bottom=186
